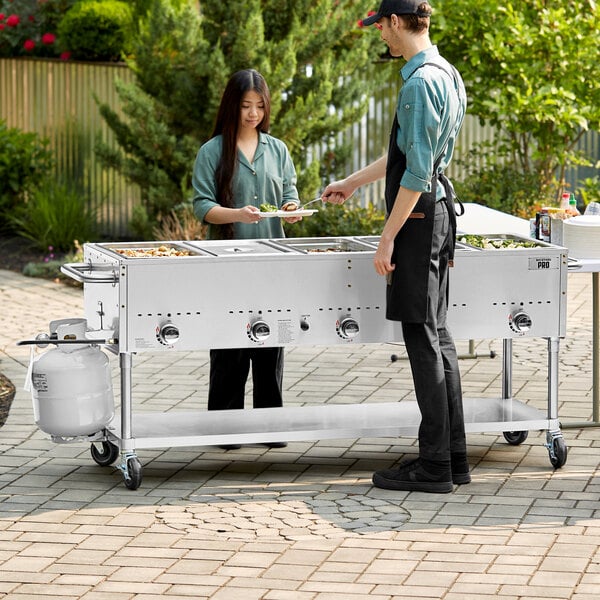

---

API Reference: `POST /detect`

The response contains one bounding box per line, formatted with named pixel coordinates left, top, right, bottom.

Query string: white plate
left=259, top=209, right=318, bottom=218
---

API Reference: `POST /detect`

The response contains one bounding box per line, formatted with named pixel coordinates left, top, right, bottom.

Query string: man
left=322, top=0, right=469, bottom=493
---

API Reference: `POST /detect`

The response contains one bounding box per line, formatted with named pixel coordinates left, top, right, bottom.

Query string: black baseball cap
left=362, top=0, right=432, bottom=26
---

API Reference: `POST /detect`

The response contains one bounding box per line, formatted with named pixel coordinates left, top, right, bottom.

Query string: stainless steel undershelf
left=105, top=397, right=554, bottom=450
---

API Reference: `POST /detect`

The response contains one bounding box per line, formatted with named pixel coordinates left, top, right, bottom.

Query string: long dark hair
left=211, top=69, right=271, bottom=238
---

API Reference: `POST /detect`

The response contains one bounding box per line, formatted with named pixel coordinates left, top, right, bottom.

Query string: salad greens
left=458, top=234, right=538, bottom=249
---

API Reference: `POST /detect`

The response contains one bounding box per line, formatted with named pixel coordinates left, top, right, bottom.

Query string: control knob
left=337, top=317, right=360, bottom=340
left=158, top=323, right=180, bottom=345
left=509, top=311, right=532, bottom=334
left=249, top=320, right=271, bottom=342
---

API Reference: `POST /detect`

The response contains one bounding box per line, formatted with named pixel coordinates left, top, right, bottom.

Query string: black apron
left=384, top=63, right=462, bottom=323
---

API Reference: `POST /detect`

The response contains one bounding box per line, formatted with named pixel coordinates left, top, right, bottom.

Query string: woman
left=192, top=69, right=301, bottom=449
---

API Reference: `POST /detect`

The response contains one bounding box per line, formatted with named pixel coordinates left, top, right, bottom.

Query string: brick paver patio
left=1, top=268, right=599, bottom=599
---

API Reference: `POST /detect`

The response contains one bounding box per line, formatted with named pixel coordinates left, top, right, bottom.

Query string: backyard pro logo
left=528, top=256, right=559, bottom=270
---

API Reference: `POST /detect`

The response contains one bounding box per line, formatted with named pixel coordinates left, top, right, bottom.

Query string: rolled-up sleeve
left=192, top=140, right=221, bottom=223
left=280, top=144, right=300, bottom=206
left=397, top=81, right=438, bottom=193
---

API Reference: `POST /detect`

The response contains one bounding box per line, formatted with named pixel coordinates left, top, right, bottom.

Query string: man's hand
left=373, top=237, right=395, bottom=276
left=321, top=179, right=355, bottom=205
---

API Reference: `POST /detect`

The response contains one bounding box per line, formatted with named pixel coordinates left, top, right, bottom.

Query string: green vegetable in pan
left=458, top=234, right=538, bottom=249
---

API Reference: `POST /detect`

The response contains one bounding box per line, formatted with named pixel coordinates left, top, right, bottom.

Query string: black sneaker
left=451, top=453, right=472, bottom=485
left=372, top=460, right=453, bottom=493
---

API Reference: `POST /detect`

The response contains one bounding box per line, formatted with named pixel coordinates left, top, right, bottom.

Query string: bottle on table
left=568, top=193, right=581, bottom=216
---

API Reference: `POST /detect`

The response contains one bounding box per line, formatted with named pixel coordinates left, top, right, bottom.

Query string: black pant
left=401, top=201, right=467, bottom=463
left=207, top=347, right=284, bottom=410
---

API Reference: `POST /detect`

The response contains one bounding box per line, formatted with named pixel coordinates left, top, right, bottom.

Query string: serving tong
left=297, top=196, right=323, bottom=210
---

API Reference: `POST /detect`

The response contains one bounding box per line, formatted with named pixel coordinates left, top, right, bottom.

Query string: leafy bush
left=577, top=177, right=600, bottom=209
left=436, top=0, right=600, bottom=194
left=284, top=202, right=385, bottom=238
left=9, top=182, right=98, bottom=252
left=57, top=0, right=133, bottom=61
left=23, top=240, right=84, bottom=285
left=453, top=143, right=556, bottom=218
left=0, top=119, right=54, bottom=231
left=454, top=164, right=552, bottom=219
left=0, top=0, right=75, bottom=58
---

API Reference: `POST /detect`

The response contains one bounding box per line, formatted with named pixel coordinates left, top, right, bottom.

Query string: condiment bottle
left=568, top=193, right=581, bottom=216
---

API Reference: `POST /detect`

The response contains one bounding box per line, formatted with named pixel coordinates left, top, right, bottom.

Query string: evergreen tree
left=95, top=0, right=391, bottom=238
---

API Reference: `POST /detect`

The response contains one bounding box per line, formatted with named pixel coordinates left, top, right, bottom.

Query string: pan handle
left=60, top=262, right=119, bottom=284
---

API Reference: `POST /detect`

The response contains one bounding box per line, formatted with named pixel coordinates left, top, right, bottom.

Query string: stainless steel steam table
left=59, top=233, right=569, bottom=489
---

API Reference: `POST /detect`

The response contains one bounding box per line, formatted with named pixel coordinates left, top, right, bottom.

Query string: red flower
left=6, top=14, right=19, bottom=27
left=23, top=39, right=35, bottom=52
left=41, top=32, right=56, bottom=45
left=60, top=51, right=71, bottom=61
left=0, top=24, right=4, bottom=31
left=0, top=14, right=5, bottom=21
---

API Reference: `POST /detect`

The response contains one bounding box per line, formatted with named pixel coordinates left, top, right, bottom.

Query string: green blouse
left=192, top=132, right=299, bottom=240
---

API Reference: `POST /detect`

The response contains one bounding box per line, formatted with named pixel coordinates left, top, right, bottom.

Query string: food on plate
left=259, top=203, right=278, bottom=212
left=281, top=201, right=299, bottom=212
left=114, top=246, right=191, bottom=257
left=458, top=235, right=538, bottom=249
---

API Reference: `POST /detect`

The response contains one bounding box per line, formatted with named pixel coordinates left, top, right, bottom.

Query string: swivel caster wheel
left=90, top=441, right=120, bottom=466
left=123, top=456, right=143, bottom=490
left=119, top=453, right=142, bottom=490
left=548, top=436, right=568, bottom=469
left=503, top=430, right=529, bottom=445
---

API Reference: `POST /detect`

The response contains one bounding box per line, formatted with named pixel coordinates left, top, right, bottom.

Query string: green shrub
left=23, top=241, right=84, bottom=285
left=57, top=0, right=133, bottom=61
left=284, top=202, right=385, bottom=238
left=0, top=120, right=54, bottom=232
left=453, top=144, right=556, bottom=219
left=9, top=182, right=98, bottom=252
left=578, top=177, right=600, bottom=208
left=454, top=164, right=555, bottom=219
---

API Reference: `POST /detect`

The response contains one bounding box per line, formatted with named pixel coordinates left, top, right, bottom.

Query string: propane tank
left=31, top=319, right=114, bottom=437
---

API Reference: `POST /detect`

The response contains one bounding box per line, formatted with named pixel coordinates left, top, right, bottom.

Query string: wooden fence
left=0, top=58, right=138, bottom=238
left=1, top=57, right=597, bottom=237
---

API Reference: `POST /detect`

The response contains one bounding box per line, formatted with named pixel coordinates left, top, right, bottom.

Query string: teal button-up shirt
left=192, top=132, right=299, bottom=240
left=397, top=46, right=467, bottom=198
